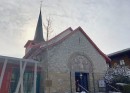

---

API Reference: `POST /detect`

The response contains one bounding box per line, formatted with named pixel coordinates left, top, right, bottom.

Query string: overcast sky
left=0, top=0, right=130, bottom=58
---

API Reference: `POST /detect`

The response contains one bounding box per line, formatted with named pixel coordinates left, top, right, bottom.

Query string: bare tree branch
left=43, top=17, right=53, bottom=41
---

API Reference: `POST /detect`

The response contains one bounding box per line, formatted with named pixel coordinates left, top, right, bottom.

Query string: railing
left=107, top=84, right=121, bottom=92
left=78, top=84, right=89, bottom=93
left=78, top=82, right=121, bottom=93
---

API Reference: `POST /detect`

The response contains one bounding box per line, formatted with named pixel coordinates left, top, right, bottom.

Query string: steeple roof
left=34, top=9, right=45, bottom=42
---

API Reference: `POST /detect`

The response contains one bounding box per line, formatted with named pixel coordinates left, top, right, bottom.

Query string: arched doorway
left=68, top=53, right=95, bottom=93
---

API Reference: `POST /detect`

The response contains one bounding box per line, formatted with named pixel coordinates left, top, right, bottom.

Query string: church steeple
left=34, top=9, right=45, bottom=42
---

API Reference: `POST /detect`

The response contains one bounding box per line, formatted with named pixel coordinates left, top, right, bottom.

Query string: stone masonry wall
left=41, top=29, right=107, bottom=93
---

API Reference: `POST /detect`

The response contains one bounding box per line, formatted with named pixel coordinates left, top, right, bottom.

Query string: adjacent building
left=0, top=55, right=40, bottom=93
left=108, top=48, right=130, bottom=67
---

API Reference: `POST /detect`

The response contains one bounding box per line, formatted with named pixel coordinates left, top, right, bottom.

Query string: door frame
left=75, top=72, right=89, bottom=92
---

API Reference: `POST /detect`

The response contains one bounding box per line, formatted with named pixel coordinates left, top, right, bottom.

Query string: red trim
left=76, top=27, right=111, bottom=62
left=24, top=40, right=33, bottom=48
left=46, top=27, right=73, bottom=43
left=0, top=64, right=13, bottom=93
left=24, top=27, right=110, bottom=62
left=0, top=63, right=41, bottom=93
left=24, top=27, right=73, bottom=58
left=24, top=45, right=40, bottom=58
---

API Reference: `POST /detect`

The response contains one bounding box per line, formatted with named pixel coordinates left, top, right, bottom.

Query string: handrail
left=78, top=84, right=89, bottom=93
left=107, top=84, right=120, bottom=92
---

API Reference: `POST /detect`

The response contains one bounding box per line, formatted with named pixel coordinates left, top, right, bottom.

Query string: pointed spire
left=34, top=8, right=45, bottom=42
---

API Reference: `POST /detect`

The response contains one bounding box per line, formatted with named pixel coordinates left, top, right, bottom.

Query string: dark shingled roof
left=108, top=48, right=130, bottom=57
left=34, top=9, right=45, bottom=42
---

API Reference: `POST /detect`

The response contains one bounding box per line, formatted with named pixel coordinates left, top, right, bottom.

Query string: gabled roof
left=108, top=48, right=130, bottom=57
left=24, top=27, right=73, bottom=58
left=76, top=27, right=111, bottom=62
left=24, top=40, right=33, bottom=48
left=24, top=27, right=110, bottom=62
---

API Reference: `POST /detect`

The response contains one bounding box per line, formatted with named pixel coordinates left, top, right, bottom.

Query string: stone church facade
left=23, top=10, right=110, bottom=93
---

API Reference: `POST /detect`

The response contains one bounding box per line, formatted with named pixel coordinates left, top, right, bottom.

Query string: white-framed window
left=106, top=63, right=110, bottom=68
left=119, top=60, right=125, bottom=65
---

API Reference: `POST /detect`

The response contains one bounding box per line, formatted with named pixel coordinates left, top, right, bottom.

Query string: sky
left=0, top=0, right=130, bottom=58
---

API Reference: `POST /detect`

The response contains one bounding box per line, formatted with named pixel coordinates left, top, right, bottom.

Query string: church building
left=23, top=10, right=110, bottom=93
left=0, top=9, right=110, bottom=93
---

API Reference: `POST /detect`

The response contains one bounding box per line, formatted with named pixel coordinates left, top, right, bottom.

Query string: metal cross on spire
left=33, top=0, right=45, bottom=42
left=40, top=0, right=43, bottom=9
